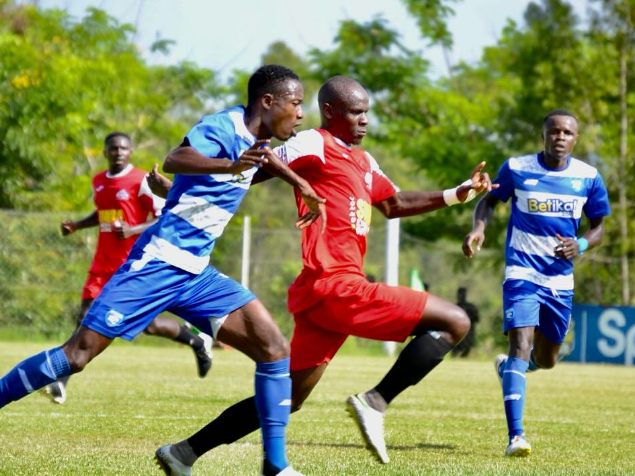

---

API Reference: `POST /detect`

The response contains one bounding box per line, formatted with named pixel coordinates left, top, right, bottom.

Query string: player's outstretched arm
left=462, top=193, right=500, bottom=258
left=374, top=162, right=497, bottom=219
left=163, top=140, right=271, bottom=175
left=61, top=210, right=99, bottom=236
left=554, top=217, right=605, bottom=259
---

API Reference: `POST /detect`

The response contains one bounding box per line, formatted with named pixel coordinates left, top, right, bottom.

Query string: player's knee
left=534, top=353, right=557, bottom=369
left=261, top=336, right=290, bottom=362
left=451, top=307, right=471, bottom=343
left=143, top=321, right=158, bottom=335
left=62, top=340, right=99, bottom=373
left=510, top=337, right=532, bottom=357
left=64, top=347, right=90, bottom=373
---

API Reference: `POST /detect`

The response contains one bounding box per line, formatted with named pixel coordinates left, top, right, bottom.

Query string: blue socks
left=0, top=347, right=72, bottom=408
left=254, top=358, right=291, bottom=474
left=501, top=357, right=529, bottom=440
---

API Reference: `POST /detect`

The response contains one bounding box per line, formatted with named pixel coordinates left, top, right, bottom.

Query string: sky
left=31, top=0, right=588, bottom=78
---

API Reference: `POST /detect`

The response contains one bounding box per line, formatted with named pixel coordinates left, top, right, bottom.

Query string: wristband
left=443, top=180, right=476, bottom=206
left=443, top=187, right=460, bottom=206
left=577, top=237, right=589, bottom=255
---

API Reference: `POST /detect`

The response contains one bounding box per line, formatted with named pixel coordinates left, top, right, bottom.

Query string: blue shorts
left=82, top=250, right=256, bottom=341
left=502, top=279, right=573, bottom=344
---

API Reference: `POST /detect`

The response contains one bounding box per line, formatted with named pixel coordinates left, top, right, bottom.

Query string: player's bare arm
left=462, top=192, right=500, bottom=258
left=61, top=210, right=99, bottom=236
left=554, top=217, right=605, bottom=259
left=374, top=162, right=497, bottom=219
left=164, top=141, right=326, bottom=231
left=163, top=140, right=271, bottom=175
left=112, top=218, right=159, bottom=240
left=147, top=164, right=172, bottom=199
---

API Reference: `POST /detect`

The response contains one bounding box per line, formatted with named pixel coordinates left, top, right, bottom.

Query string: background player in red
left=154, top=76, right=496, bottom=472
left=43, top=131, right=212, bottom=404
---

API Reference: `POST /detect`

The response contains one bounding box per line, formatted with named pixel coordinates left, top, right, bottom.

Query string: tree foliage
left=1, top=0, right=634, bottom=340
left=0, top=1, right=222, bottom=211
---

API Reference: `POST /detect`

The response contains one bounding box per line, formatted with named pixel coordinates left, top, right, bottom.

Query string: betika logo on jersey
left=527, top=198, right=578, bottom=216
left=349, top=196, right=371, bottom=236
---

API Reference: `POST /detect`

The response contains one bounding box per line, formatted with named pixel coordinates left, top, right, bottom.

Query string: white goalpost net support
left=383, top=217, right=400, bottom=356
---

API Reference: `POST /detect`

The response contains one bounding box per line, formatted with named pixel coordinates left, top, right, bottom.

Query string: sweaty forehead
left=546, top=115, right=578, bottom=132
left=341, top=86, right=369, bottom=109
left=276, top=79, right=303, bottom=99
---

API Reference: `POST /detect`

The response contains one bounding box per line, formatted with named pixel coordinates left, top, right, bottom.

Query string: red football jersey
left=89, top=165, right=164, bottom=274
left=277, top=129, right=398, bottom=313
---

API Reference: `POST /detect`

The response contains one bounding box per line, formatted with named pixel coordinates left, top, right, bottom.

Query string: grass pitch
left=0, top=340, right=634, bottom=475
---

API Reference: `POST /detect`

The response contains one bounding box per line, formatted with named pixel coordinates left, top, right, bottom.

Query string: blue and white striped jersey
left=491, top=152, right=611, bottom=291
left=136, top=105, right=257, bottom=274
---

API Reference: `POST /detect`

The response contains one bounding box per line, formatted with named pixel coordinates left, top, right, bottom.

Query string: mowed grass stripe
left=1, top=341, right=633, bottom=475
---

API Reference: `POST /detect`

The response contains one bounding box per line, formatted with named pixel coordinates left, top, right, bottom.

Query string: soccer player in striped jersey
left=463, top=109, right=611, bottom=457
left=0, top=65, right=324, bottom=476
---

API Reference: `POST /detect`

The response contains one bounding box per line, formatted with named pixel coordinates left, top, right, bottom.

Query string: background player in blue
left=462, top=109, right=611, bottom=457
left=0, top=65, right=325, bottom=476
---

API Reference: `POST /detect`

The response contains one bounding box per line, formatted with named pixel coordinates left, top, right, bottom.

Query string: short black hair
left=247, top=65, right=299, bottom=106
left=543, top=109, right=578, bottom=127
left=104, top=131, right=131, bottom=146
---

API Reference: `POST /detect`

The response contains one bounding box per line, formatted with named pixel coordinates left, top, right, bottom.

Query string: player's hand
left=230, top=140, right=271, bottom=175
left=462, top=229, right=485, bottom=258
left=61, top=220, right=77, bottom=236
left=147, top=164, right=172, bottom=198
left=112, top=220, right=135, bottom=240
left=296, top=183, right=327, bottom=232
left=456, top=162, right=499, bottom=203
left=554, top=233, right=579, bottom=259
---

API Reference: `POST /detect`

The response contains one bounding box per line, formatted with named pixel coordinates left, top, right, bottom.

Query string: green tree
left=0, top=1, right=222, bottom=211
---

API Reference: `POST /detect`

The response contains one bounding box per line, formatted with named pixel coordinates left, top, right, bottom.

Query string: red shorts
left=81, top=271, right=115, bottom=300
left=289, top=276, right=428, bottom=371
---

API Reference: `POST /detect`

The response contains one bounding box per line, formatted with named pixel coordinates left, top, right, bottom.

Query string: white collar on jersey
left=333, top=135, right=352, bottom=150
left=106, top=164, right=133, bottom=179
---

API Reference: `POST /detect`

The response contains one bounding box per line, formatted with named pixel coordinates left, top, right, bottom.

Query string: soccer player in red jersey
left=43, top=132, right=213, bottom=405
left=155, top=75, right=496, bottom=471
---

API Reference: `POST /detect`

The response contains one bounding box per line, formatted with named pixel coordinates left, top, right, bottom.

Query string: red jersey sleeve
left=365, top=151, right=398, bottom=204
left=275, top=129, right=325, bottom=174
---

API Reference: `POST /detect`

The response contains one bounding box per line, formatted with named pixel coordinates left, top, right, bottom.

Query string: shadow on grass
left=289, top=441, right=456, bottom=451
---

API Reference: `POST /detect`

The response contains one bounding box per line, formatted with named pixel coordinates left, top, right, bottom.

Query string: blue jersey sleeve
left=489, top=160, right=514, bottom=203
left=185, top=114, right=235, bottom=158
left=584, top=172, right=611, bottom=218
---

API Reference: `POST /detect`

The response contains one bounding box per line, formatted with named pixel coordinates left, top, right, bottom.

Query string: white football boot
left=494, top=354, right=508, bottom=386
left=505, top=434, right=531, bottom=457
left=41, top=380, right=67, bottom=404
left=155, top=444, right=192, bottom=476
left=261, top=466, right=307, bottom=476
left=193, top=333, right=213, bottom=378
left=346, top=393, right=390, bottom=464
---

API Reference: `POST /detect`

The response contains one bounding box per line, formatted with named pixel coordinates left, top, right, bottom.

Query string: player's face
left=268, top=79, right=304, bottom=141
left=104, top=136, right=132, bottom=174
left=542, top=115, right=578, bottom=162
left=330, top=87, right=369, bottom=145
